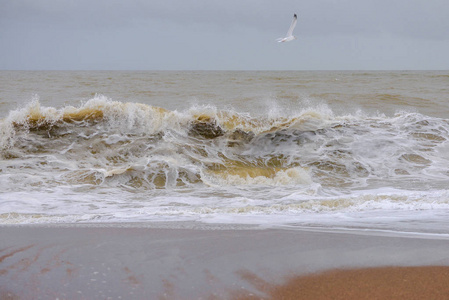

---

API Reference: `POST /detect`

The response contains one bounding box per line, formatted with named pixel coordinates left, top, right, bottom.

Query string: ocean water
left=1, top=70, right=449, bottom=234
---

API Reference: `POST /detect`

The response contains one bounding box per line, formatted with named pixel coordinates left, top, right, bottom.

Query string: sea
left=1, top=70, right=449, bottom=234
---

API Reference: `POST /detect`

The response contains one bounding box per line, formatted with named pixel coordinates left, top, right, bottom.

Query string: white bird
left=277, top=14, right=298, bottom=43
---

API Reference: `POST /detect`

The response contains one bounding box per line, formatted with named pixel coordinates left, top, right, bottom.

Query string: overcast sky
left=1, top=0, right=448, bottom=70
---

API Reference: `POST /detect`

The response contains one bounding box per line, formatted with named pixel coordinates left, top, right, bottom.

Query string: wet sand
left=233, top=266, right=449, bottom=299
left=1, top=225, right=449, bottom=299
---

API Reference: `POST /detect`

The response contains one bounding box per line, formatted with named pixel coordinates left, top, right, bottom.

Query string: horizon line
left=1, top=69, right=448, bottom=72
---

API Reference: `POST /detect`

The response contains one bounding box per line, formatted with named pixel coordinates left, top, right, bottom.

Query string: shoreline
left=3, top=221, right=449, bottom=239
left=2, top=225, right=449, bottom=299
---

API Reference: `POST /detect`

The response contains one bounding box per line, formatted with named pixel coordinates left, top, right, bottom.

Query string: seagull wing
left=286, top=14, right=297, bottom=37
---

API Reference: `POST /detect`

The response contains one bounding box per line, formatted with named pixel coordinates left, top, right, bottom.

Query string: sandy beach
left=1, top=225, right=449, bottom=299
left=233, top=266, right=449, bottom=299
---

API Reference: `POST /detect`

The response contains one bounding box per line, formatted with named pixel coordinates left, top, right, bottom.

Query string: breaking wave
left=1, top=95, right=449, bottom=191
left=2, top=94, right=449, bottom=229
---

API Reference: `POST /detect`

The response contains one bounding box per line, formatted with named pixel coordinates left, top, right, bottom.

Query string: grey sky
left=1, top=0, right=448, bottom=70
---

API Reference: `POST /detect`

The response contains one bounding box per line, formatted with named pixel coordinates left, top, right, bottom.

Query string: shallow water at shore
left=1, top=226, right=449, bottom=299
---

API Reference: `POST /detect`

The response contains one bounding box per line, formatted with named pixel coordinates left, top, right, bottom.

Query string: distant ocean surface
left=1, top=70, right=449, bottom=234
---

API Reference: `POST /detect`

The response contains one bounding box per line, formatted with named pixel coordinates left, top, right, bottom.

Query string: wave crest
left=2, top=97, right=449, bottom=192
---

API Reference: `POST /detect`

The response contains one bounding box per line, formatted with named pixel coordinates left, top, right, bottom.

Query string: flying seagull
left=277, top=14, right=298, bottom=43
